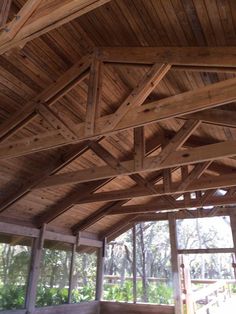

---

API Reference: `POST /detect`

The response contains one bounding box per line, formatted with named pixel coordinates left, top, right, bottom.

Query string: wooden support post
left=96, top=238, right=106, bottom=300
left=163, top=168, right=172, bottom=194
left=181, top=255, right=194, bottom=314
left=68, top=234, right=79, bottom=304
left=134, top=127, right=145, bottom=171
left=85, top=57, right=103, bottom=136
left=168, top=214, right=183, bottom=314
left=230, top=214, right=236, bottom=281
left=25, top=224, right=46, bottom=314
left=132, top=224, right=137, bottom=303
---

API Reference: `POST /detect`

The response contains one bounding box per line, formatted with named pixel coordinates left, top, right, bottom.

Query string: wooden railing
left=103, top=275, right=235, bottom=313
left=191, top=280, right=232, bottom=314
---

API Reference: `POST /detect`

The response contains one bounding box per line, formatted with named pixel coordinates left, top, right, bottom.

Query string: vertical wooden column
left=68, top=240, right=77, bottom=303
left=168, top=214, right=183, bottom=314
left=181, top=255, right=194, bottom=314
left=134, top=127, right=145, bottom=171
left=96, top=238, right=106, bottom=301
left=230, top=214, right=236, bottom=280
left=25, top=224, right=46, bottom=314
left=132, top=224, right=137, bottom=303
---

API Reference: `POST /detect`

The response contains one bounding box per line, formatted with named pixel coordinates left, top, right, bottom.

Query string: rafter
left=85, top=57, right=103, bottom=136
left=102, top=63, right=171, bottom=132
left=0, top=0, right=42, bottom=45
left=103, top=207, right=234, bottom=241
left=36, top=129, right=165, bottom=226
left=0, top=0, right=111, bottom=55
left=176, top=161, right=212, bottom=192
left=0, top=54, right=91, bottom=143
left=1, top=75, right=236, bottom=159
left=72, top=135, right=217, bottom=233
left=0, top=141, right=91, bottom=213
left=0, top=0, right=12, bottom=27
left=72, top=171, right=236, bottom=205
left=147, top=119, right=201, bottom=168
left=97, top=46, right=236, bottom=67
left=85, top=160, right=209, bottom=232
left=134, top=127, right=145, bottom=171
left=107, top=193, right=236, bottom=215
left=72, top=136, right=167, bottom=233
left=34, top=140, right=236, bottom=189
left=184, top=109, right=236, bottom=129
left=35, top=179, right=111, bottom=227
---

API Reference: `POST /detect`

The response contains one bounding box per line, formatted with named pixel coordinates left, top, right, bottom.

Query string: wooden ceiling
left=1, top=0, right=236, bottom=240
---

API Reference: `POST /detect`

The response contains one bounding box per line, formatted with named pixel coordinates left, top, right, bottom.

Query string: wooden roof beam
left=0, top=0, right=12, bottom=28
left=35, top=140, right=236, bottom=189
left=102, top=63, right=171, bottom=132
left=35, top=128, right=166, bottom=226
left=73, top=171, right=236, bottom=204
left=76, top=161, right=210, bottom=231
left=97, top=47, right=236, bottom=67
left=0, top=54, right=91, bottom=143
left=1, top=75, right=236, bottom=159
left=85, top=57, right=103, bottom=136
left=103, top=206, right=234, bottom=241
left=0, top=0, right=111, bottom=55
left=107, top=193, right=236, bottom=216
left=72, top=139, right=215, bottom=233
left=0, top=0, right=42, bottom=45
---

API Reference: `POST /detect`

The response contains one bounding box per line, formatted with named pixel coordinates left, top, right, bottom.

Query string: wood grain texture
left=100, top=302, right=174, bottom=314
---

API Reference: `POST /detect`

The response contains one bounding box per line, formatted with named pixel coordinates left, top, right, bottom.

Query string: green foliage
left=36, top=287, right=68, bottom=307
left=0, top=285, right=26, bottom=310
left=147, top=283, right=173, bottom=304
left=71, top=284, right=96, bottom=303
left=103, top=281, right=133, bottom=302
left=231, top=284, right=236, bottom=293
left=103, top=281, right=173, bottom=304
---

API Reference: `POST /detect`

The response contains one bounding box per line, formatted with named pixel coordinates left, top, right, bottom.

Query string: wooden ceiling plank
left=72, top=200, right=127, bottom=234
left=100, top=216, right=138, bottom=240
left=85, top=57, right=103, bottom=136
left=184, top=109, right=236, bottom=129
left=35, top=178, right=112, bottom=227
left=0, top=54, right=91, bottom=143
left=37, top=104, right=78, bottom=141
left=97, top=46, right=236, bottom=67
left=0, top=0, right=12, bottom=28
left=0, top=0, right=111, bottom=55
left=0, top=141, right=91, bottom=214
left=102, top=63, right=171, bottom=131
left=74, top=171, right=236, bottom=205
left=2, top=74, right=236, bottom=158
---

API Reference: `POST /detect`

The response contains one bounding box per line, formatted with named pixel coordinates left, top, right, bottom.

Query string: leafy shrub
left=103, top=281, right=173, bottom=304
left=36, top=287, right=68, bottom=307
left=0, top=285, right=26, bottom=310
left=103, top=281, right=133, bottom=302
left=72, top=284, right=95, bottom=303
